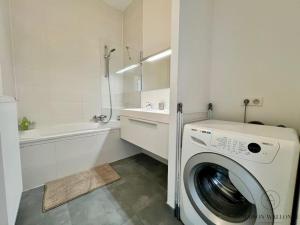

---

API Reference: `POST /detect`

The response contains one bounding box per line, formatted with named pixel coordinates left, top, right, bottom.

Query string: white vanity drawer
left=120, top=116, right=168, bottom=159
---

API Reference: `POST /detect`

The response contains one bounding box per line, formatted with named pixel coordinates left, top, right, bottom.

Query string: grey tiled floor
left=16, top=154, right=182, bottom=225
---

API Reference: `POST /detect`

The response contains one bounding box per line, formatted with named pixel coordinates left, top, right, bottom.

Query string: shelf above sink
left=120, top=108, right=170, bottom=124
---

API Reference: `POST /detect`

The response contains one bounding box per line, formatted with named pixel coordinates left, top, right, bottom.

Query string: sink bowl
left=120, top=108, right=169, bottom=124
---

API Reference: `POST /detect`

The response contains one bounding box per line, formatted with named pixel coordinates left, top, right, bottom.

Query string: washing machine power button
left=248, top=143, right=261, bottom=153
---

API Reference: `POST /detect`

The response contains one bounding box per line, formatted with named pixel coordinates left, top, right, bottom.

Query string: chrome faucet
left=145, top=102, right=153, bottom=110
left=92, top=115, right=107, bottom=122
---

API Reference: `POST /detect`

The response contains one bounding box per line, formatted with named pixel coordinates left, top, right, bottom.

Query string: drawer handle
left=129, top=118, right=158, bottom=126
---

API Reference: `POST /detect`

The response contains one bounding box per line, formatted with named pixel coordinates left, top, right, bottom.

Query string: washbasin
left=120, top=108, right=169, bottom=124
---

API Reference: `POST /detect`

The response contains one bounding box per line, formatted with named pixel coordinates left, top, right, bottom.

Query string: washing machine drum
left=184, top=153, right=274, bottom=225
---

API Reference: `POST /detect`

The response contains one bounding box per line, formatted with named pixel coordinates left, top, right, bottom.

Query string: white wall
left=0, top=0, right=15, bottom=97
left=210, top=0, right=300, bottom=133
left=176, top=0, right=212, bottom=115
left=167, top=0, right=212, bottom=208
left=11, top=0, right=124, bottom=127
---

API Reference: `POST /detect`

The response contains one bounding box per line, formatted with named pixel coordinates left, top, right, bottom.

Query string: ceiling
left=102, top=0, right=133, bottom=11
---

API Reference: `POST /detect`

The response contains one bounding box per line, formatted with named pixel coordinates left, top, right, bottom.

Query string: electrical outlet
left=241, top=97, right=263, bottom=106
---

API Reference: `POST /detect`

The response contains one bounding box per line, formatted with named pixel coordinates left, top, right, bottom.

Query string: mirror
left=142, top=55, right=170, bottom=91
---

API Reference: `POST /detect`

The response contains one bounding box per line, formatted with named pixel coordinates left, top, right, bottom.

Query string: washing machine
left=180, top=120, right=299, bottom=225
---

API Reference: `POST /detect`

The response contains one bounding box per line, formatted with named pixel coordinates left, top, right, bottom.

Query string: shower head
left=108, top=49, right=116, bottom=57
left=104, top=46, right=116, bottom=78
left=105, top=47, right=116, bottom=58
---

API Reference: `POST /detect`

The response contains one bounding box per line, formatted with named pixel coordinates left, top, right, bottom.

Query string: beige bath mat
left=43, top=164, right=120, bottom=212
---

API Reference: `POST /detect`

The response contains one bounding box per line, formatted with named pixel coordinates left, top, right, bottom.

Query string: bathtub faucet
left=92, top=115, right=107, bottom=122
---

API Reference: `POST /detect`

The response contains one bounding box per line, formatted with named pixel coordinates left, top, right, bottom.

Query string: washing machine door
left=184, top=153, right=274, bottom=225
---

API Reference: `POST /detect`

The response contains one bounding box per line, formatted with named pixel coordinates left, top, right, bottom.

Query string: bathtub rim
left=19, top=126, right=120, bottom=147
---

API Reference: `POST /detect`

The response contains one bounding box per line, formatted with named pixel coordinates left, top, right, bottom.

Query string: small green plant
left=18, top=117, right=34, bottom=131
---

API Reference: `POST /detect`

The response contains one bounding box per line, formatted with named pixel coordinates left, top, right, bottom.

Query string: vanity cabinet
left=120, top=116, right=169, bottom=160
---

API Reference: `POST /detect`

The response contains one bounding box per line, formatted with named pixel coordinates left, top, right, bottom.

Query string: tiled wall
left=11, top=0, right=132, bottom=127
left=141, top=88, right=170, bottom=111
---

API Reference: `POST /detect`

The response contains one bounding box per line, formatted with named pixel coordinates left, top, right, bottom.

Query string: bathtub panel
left=21, top=143, right=57, bottom=190
left=20, top=129, right=140, bottom=191
left=55, top=134, right=108, bottom=178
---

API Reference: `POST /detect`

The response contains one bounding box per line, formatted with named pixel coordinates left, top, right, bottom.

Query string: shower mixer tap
left=92, top=115, right=107, bottom=122
left=145, top=102, right=153, bottom=110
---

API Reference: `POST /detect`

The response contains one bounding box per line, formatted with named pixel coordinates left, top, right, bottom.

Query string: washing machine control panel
left=190, top=128, right=279, bottom=163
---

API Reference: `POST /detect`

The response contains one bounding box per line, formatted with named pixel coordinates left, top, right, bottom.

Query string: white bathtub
left=19, top=121, right=140, bottom=190
left=19, top=121, right=120, bottom=144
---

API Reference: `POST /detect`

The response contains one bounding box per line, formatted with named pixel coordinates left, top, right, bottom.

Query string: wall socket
left=241, top=97, right=263, bottom=106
